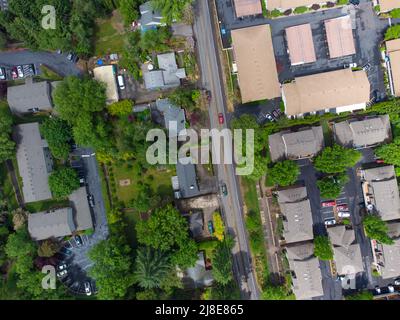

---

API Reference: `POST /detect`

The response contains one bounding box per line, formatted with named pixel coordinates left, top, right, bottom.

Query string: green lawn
left=25, top=198, right=70, bottom=213
left=36, top=65, right=63, bottom=81
left=110, top=162, right=176, bottom=207
left=94, top=11, right=127, bottom=56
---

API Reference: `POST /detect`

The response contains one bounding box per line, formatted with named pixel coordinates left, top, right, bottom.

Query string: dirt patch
left=111, top=10, right=125, bottom=34
left=119, top=179, right=131, bottom=187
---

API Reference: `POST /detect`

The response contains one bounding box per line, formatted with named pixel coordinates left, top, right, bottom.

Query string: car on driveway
left=338, top=211, right=351, bottom=218
left=57, top=263, right=67, bottom=271
left=11, top=67, right=18, bottom=79
left=74, top=235, right=83, bottom=247
left=394, top=278, right=400, bottom=286
left=388, top=284, right=395, bottom=293
left=218, top=113, right=224, bottom=124
left=60, top=247, right=72, bottom=256
left=322, top=201, right=336, bottom=208
left=0, top=67, right=6, bottom=80
left=337, top=204, right=348, bottom=212
left=17, top=65, right=24, bottom=78
left=57, top=269, right=68, bottom=278
left=88, top=194, right=95, bottom=208
left=375, top=286, right=381, bottom=294
left=208, top=221, right=214, bottom=235
left=324, top=218, right=336, bottom=226
left=362, top=63, right=371, bottom=71
left=272, top=109, right=281, bottom=119
left=220, top=183, right=228, bottom=196
left=265, top=113, right=274, bottom=122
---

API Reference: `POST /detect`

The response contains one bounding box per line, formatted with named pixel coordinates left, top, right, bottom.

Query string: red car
left=11, top=67, right=18, bottom=80
left=218, top=113, right=224, bottom=124
left=322, top=200, right=336, bottom=208
left=336, top=204, right=349, bottom=212
left=376, top=159, right=385, bottom=164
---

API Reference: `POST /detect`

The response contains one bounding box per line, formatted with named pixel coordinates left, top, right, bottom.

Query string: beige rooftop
left=386, top=39, right=400, bottom=96
left=282, top=69, right=370, bottom=116
left=231, top=25, right=281, bottom=103
left=285, top=24, right=316, bottom=65
left=234, top=0, right=262, bottom=17
left=93, top=65, right=119, bottom=105
left=325, top=16, right=356, bottom=59
left=379, top=0, right=400, bottom=12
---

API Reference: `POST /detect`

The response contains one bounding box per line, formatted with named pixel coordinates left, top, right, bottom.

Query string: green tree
left=37, top=239, right=60, bottom=257
left=136, top=204, right=190, bottom=251
left=151, top=0, right=194, bottom=24
left=0, top=102, right=15, bottom=162
left=168, top=88, right=200, bottom=112
left=88, top=234, right=134, bottom=299
left=170, top=238, right=198, bottom=269
left=314, top=144, right=361, bottom=174
left=314, top=236, right=334, bottom=261
left=12, top=208, right=28, bottom=230
left=317, top=173, right=349, bottom=199
left=107, top=100, right=133, bottom=117
left=269, top=160, right=299, bottom=186
left=119, top=0, right=140, bottom=25
left=212, top=236, right=234, bottom=285
left=345, top=290, right=373, bottom=300
left=48, top=167, right=80, bottom=198
left=385, top=24, right=400, bottom=41
left=375, top=137, right=400, bottom=166
left=261, top=285, right=293, bottom=300
left=0, top=30, right=7, bottom=50
left=40, top=118, right=72, bottom=159
left=133, top=247, right=171, bottom=289
left=363, top=215, right=394, bottom=245
left=213, top=212, right=225, bottom=241
left=139, top=27, right=171, bottom=53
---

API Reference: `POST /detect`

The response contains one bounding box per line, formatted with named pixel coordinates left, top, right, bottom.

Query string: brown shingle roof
left=324, top=16, right=356, bottom=59
left=231, top=25, right=281, bottom=103
left=386, top=39, right=400, bottom=97
left=234, top=0, right=262, bottom=17
left=285, top=24, right=316, bottom=65
left=282, top=69, right=370, bottom=116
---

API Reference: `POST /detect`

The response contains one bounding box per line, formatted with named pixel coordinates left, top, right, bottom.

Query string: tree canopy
left=345, top=290, right=373, bottom=300
left=317, top=173, right=349, bottom=199
left=151, top=0, right=194, bottom=24
left=363, top=215, right=394, bottom=245
left=314, top=144, right=361, bottom=174
left=211, top=236, right=234, bottom=285
left=40, top=118, right=72, bottom=159
left=314, top=235, right=334, bottom=261
left=375, top=137, right=400, bottom=167
left=269, top=160, right=299, bottom=186
left=0, top=102, right=15, bottom=163
left=107, top=100, right=133, bottom=117
left=48, top=167, right=80, bottom=198
left=88, top=234, right=134, bottom=299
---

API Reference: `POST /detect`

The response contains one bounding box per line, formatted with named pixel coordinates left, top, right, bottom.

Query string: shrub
left=283, top=9, right=292, bottom=15
left=336, top=0, right=348, bottom=5
left=311, top=4, right=320, bottom=10
left=385, top=25, right=400, bottom=41
left=314, top=236, right=334, bottom=261
left=294, top=6, right=308, bottom=14
left=327, top=1, right=335, bottom=7
left=270, top=9, right=282, bottom=17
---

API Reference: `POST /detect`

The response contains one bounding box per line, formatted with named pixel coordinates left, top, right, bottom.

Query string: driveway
left=57, top=148, right=109, bottom=296
left=0, top=50, right=82, bottom=77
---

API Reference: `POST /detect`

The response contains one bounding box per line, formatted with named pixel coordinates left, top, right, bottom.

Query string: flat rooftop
left=231, top=24, right=281, bottom=103
left=324, top=15, right=356, bottom=59
left=234, top=0, right=262, bottom=17
left=285, top=24, right=316, bottom=65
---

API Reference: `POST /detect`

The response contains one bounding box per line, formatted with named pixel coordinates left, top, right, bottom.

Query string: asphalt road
left=193, top=0, right=259, bottom=300
left=0, top=50, right=81, bottom=77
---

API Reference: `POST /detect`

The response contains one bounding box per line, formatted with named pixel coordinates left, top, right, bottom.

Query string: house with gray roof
left=374, top=237, right=400, bottom=279
left=68, top=187, right=93, bottom=232
left=28, top=208, right=75, bottom=241
left=175, top=157, right=201, bottom=199
left=183, top=251, right=214, bottom=288
left=269, top=126, right=324, bottom=162
left=361, top=165, right=400, bottom=221
left=328, top=226, right=363, bottom=276
left=14, top=123, right=53, bottom=203
left=277, top=186, right=313, bottom=244
left=139, top=1, right=165, bottom=32
left=155, top=98, right=186, bottom=137
left=333, top=115, right=391, bottom=149
left=144, top=52, right=186, bottom=90
left=7, top=78, right=55, bottom=115
left=285, top=242, right=324, bottom=300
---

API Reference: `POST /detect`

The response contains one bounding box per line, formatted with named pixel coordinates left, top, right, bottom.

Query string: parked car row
left=2, top=64, right=36, bottom=80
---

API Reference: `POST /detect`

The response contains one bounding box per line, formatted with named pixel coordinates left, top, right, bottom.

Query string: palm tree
left=133, top=247, right=171, bottom=289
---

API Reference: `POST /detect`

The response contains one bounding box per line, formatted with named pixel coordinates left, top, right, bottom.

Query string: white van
left=117, top=75, right=125, bottom=90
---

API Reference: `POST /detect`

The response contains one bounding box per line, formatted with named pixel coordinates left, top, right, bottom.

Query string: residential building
left=175, top=157, right=201, bottom=199
left=7, top=78, right=55, bottom=114
left=286, top=242, right=324, bottom=300
left=372, top=222, right=400, bottom=279
left=144, top=52, right=186, bottom=90
left=139, top=1, right=165, bottom=31
left=182, top=252, right=214, bottom=288
left=28, top=208, right=75, bottom=241
left=233, top=0, right=262, bottom=17
left=268, top=126, right=324, bottom=162
left=93, top=65, right=119, bottom=105
left=277, top=187, right=313, bottom=244
left=324, top=15, right=356, bottom=59
left=327, top=225, right=363, bottom=276
left=231, top=25, right=281, bottom=103
left=155, top=98, right=186, bottom=137
left=285, top=24, right=316, bottom=65
left=282, top=69, right=370, bottom=117
left=333, top=115, right=392, bottom=149
left=377, top=0, right=400, bottom=13
left=68, top=187, right=93, bottom=232
left=361, top=165, right=400, bottom=222
left=386, top=39, right=400, bottom=97
left=14, top=123, right=53, bottom=203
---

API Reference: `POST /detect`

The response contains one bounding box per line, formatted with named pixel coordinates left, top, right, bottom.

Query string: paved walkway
left=256, top=176, right=284, bottom=284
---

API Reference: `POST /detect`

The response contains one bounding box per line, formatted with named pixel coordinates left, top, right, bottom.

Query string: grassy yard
left=36, top=64, right=63, bottom=81
left=94, top=10, right=127, bottom=56
left=25, top=198, right=70, bottom=213
left=110, top=161, right=176, bottom=207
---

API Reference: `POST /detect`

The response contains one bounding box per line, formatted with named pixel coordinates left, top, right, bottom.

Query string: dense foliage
left=314, top=235, right=334, bottom=261
left=48, top=167, right=80, bottom=198
left=211, top=236, right=234, bottom=285
left=363, top=215, right=394, bottom=245
left=40, top=118, right=72, bottom=159
left=317, top=173, right=349, bottom=199
left=151, top=0, right=193, bottom=24
left=269, top=160, right=299, bottom=186
left=0, top=103, right=15, bottom=163
left=314, top=144, right=361, bottom=174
